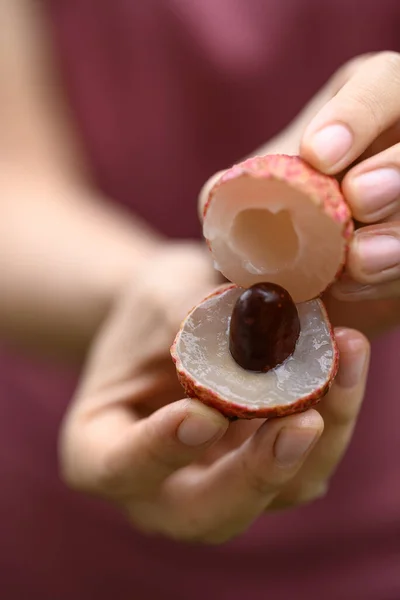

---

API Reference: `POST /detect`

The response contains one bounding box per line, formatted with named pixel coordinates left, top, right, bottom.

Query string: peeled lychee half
left=171, top=154, right=351, bottom=419
left=203, top=154, right=353, bottom=302
left=171, top=284, right=338, bottom=420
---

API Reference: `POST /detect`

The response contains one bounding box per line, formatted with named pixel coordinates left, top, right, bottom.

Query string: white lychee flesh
left=172, top=286, right=338, bottom=419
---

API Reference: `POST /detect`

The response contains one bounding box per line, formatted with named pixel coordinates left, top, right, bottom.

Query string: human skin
left=5, top=1, right=399, bottom=543
left=261, top=53, right=400, bottom=337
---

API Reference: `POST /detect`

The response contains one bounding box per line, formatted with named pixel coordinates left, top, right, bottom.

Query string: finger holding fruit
left=300, top=51, right=400, bottom=301
left=60, top=53, right=389, bottom=545
left=198, top=51, right=400, bottom=335
left=188, top=153, right=352, bottom=418
left=60, top=160, right=370, bottom=544
left=60, top=259, right=369, bottom=544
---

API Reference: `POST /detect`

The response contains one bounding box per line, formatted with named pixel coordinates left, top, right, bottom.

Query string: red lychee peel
left=172, top=154, right=348, bottom=420
left=203, top=154, right=354, bottom=295
left=171, top=286, right=339, bottom=420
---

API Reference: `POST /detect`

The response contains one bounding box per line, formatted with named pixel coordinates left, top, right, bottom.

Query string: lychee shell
left=171, top=285, right=338, bottom=420
left=203, top=154, right=353, bottom=303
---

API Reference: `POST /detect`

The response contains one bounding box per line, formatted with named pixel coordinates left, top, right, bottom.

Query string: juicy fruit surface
left=203, top=154, right=353, bottom=302
left=172, top=286, right=337, bottom=418
left=229, top=282, right=300, bottom=372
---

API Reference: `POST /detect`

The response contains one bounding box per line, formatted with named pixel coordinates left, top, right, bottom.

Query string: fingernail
left=356, top=234, right=400, bottom=273
left=352, top=168, right=400, bottom=216
left=309, top=124, right=353, bottom=168
left=335, top=337, right=368, bottom=388
left=274, top=428, right=319, bottom=467
left=177, top=413, right=225, bottom=446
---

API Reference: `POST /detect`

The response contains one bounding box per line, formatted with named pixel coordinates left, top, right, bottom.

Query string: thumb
left=198, top=53, right=371, bottom=225
left=196, top=69, right=340, bottom=220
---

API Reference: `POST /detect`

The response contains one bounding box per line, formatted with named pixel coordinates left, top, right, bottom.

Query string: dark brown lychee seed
left=229, top=282, right=300, bottom=372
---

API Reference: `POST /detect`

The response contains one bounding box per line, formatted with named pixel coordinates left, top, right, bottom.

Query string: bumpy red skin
left=171, top=286, right=339, bottom=420
left=203, top=154, right=354, bottom=291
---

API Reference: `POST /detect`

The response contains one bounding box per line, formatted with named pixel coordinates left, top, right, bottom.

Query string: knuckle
left=145, top=437, right=183, bottom=475
left=380, top=50, right=400, bottom=79
left=331, top=54, right=372, bottom=91
left=240, top=453, right=275, bottom=497
left=96, top=451, right=126, bottom=496
left=246, top=470, right=274, bottom=496
left=346, top=51, right=400, bottom=133
left=348, top=87, right=386, bottom=133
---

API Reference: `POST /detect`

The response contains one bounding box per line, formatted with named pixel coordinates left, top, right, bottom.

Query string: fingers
left=331, top=140, right=400, bottom=300
left=197, top=54, right=378, bottom=225
left=60, top=398, right=228, bottom=500
left=76, top=241, right=220, bottom=398
left=343, top=142, right=400, bottom=223
left=347, top=223, right=400, bottom=284
left=164, top=409, right=323, bottom=543
left=331, top=222, right=400, bottom=300
left=270, top=328, right=370, bottom=509
left=142, top=327, right=367, bottom=540
left=301, top=52, right=400, bottom=174
left=196, top=57, right=366, bottom=220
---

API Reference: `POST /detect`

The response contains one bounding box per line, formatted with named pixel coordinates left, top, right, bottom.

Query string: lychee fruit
left=203, top=154, right=353, bottom=303
left=171, top=283, right=338, bottom=419
left=171, top=154, right=352, bottom=419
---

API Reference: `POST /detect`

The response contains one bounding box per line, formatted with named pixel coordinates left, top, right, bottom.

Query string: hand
left=302, top=52, right=400, bottom=335
left=59, top=237, right=370, bottom=543
left=301, top=52, right=400, bottom=301
left=208, top=52, right=400, bottom=337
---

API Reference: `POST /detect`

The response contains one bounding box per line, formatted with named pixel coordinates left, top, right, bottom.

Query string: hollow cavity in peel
left=203, top=154, right=353, bottom=303
left=171, top=154, right=349, bottom=420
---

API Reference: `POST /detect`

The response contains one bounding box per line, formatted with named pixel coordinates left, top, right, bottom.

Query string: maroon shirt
left=1, top=2, right=399, bottom=598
